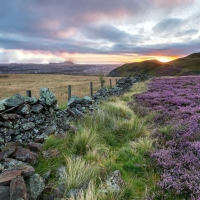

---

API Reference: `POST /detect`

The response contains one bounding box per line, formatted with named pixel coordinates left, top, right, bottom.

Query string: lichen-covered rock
left=3, top=158, right=35, bottom=177
left=99, top=170, right=124, bottom=193
left=21, top=122, right=35, bottom=131
left=26, top=173, right=45, bottom=200
left=82, top=96, right=93, bottom=105
left=0, top=100, right=6, bottom=112
left=68, top=96, right=82, bottom=107
left=39, top=88, right=57, bottom=106
left=27, top=142, right=43, bottom=153
left=56, top=166, right=66, bottom=183
left=26, top=97, right=38, bottom=105
left=17, top=104, right=31, bottom=114
left=31, top=104, right=43, bottom=113
left=10, top=176, right=27, bottom=200
left=4, top=94, right=26, bottom=108
left=43, top=125, right=57, bottom=135
left=11, top=147, right=38, bottom=164
left=0, top=170, right=22, bottom=186
left=0, top=142, right=17, bottom=161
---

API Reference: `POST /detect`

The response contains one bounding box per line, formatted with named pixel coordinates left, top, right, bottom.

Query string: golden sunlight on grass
left=0, top=74, right=119, bottom=106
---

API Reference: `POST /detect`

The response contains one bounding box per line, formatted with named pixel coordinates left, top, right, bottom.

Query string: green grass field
left=34, top=81, right=159, bottom=199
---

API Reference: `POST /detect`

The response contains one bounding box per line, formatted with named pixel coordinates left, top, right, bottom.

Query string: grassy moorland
left=109, top=52, right=200, bottom=77
left=35, top=81, right=159, bottom=199
left=0, top=74, right=119, bottom=106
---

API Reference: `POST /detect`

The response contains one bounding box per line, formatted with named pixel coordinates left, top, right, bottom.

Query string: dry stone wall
left=0, top=74, right=151, bottom=199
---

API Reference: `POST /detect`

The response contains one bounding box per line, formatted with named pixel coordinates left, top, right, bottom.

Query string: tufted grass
left=34, top=81, right=158, bottom=199
left=65, top=157, right=100, bottom=191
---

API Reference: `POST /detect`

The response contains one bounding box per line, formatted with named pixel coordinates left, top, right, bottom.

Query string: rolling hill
left=108, top=52, right=200, bottom=77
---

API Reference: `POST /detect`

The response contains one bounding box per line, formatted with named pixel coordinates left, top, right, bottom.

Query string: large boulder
left=26, top=173, right=45, bottom=200
left=0, top=143, right=17, bottom=161
left=0, top=170, right=22, bottom=186
left=11, top=147, right=38, bottom=164
left=10, top=176, right=27, bottom=200
left=3, top=158, right=35, bottom=177
left=39, top=88, right=57, bottom=106
left=4, top=94, right=27, bottom=108
left=68, top=96, right=82, bottom=107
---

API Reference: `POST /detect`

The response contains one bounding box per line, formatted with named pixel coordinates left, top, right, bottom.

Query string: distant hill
left=108, top=52, right=200, bottom=77
left=0, top=62, right=120, bottom=76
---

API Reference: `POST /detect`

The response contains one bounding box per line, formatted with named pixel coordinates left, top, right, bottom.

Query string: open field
left=0, top=74, right=119, bottom=107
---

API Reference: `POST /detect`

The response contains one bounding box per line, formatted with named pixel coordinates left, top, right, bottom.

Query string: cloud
left=174, top=29, right=199, bottom=37
left=153, top=18, right=183, bottom=34
left=0, top=0, right=200, bottom=63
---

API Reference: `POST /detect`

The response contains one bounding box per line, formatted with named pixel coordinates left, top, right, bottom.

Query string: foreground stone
left=99, top=170, right=124, bottom=193
left=0, top=143, right=17, bottom=161
left=26, top=173, right=45, bottom=200
left=27, top=142, right=43, bottom=153
left=0, top=170, right=22, bottom=186
left=10, top=176, right=27, bottom=200
left=3, top=158, right=35, bottom=177
left=11, top=147, right=38, bottom=164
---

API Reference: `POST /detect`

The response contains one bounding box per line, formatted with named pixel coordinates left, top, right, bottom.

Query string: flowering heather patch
left=134, top=76, right=200, bottom=198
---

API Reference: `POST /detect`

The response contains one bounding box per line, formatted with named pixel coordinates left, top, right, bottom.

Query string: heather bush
left=134, top=76, right=200, bottom=198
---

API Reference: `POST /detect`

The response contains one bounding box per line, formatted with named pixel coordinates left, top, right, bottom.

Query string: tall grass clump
left=130, top=137, right=155, bottom=154
left=72, top=128, right=100, bottom=155
left=65, top=157, right=100, bottom=191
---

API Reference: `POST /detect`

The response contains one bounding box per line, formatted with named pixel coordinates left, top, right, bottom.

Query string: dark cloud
left=153, top=18, right=183, bottom=34
left=174, top=29, right=199, bottom=37
left=82, top=24, right=141, bottom=43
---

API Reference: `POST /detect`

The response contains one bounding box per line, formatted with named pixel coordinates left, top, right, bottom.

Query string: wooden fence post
left=116, top=79, right=118, bottom=85
left=90, top=82, right=93, bottom=97
left=26, top=90, right=32, bottom=97
left=68, top=85, right=71, bottom=101
left=110, top=79, right=112, bottom=88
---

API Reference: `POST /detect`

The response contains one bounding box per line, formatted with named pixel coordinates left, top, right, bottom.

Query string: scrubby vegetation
left=35, top=81, right=159, bottom=199
left=134, top=76, right=200, bottom=199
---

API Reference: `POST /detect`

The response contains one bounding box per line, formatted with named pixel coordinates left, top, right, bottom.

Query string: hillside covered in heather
left=109, top=52, right=200, bottom=77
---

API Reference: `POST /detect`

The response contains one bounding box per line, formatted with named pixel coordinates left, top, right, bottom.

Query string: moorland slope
left=108, top=52, right=200, bottom=76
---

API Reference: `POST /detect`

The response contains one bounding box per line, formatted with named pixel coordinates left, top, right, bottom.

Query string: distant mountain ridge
left=0, top=62, right=120, bottom=76
left=108, top=52, right=200, bottom=77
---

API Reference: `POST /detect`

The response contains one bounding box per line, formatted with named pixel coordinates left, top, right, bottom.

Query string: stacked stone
left=0, top=142, right=45, bottom=200
left=93, top=76, right=134, bottom=101
left=0, top=88, right=71, bottom=150
left=66, top=96, right=94, bottom=120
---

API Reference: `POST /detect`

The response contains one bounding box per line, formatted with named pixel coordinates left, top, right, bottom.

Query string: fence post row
left=25, top=79, right=118, bottom=103
left=26, top=90, right=32, bottom=97
left=68, top=85, right=72, bottom=101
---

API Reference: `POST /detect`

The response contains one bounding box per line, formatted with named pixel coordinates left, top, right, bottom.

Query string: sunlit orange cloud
left=1, top=49, right=179, bottom=64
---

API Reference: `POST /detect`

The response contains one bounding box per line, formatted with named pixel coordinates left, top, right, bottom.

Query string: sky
left=0, top=0, right=200, bottom=64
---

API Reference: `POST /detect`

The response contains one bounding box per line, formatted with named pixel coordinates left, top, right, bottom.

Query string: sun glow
left=156, top=56, right=178, bottom=63
left=0, top=48, right=180, bottom=64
